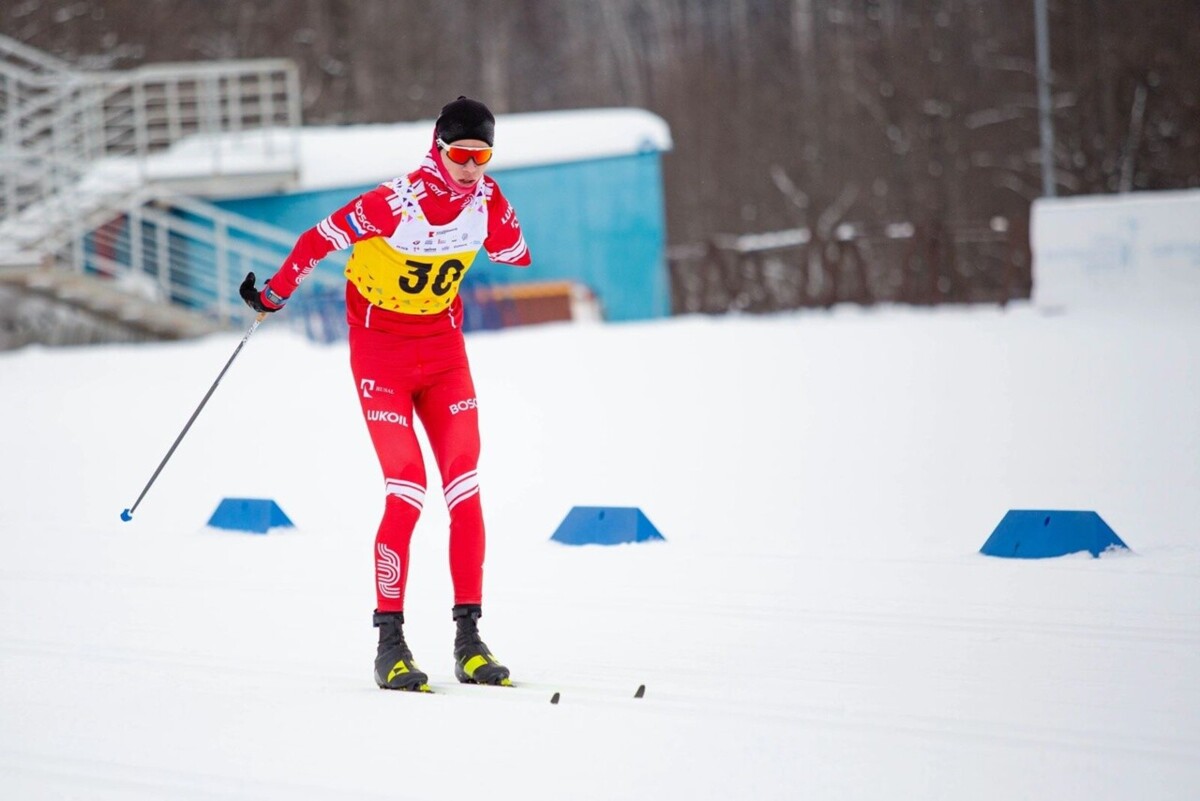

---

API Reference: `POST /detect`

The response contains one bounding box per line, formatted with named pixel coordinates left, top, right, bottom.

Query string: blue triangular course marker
left=550, top=506, right=665, bottom=546
left=980, top=510, right=1129, bottom=559
left=207, top=498, right=294, bottom=535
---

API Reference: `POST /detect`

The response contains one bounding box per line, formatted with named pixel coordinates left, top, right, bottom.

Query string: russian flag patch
left=346, top=212, right=366, bottom=237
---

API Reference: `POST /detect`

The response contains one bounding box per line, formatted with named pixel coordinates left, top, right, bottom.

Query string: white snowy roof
left=295, top=107, right=672, bottom=191
left=131, top=107, right=671, bottom=195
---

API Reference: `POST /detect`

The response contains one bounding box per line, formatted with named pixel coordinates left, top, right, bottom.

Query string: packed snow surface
left=2, top=304, right=1198, bottom=799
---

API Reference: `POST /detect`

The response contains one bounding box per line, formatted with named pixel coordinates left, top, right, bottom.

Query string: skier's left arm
left=483, top=184, right=531, bottom=267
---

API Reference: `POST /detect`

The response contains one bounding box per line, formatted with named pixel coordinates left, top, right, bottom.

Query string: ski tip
left=634, top=684, right=646, bottom=699
left=499, top=677, right=514, bottom=687
left=120, top=508, right=133, bottom=522
left=550, top=691, right=560, bottom=705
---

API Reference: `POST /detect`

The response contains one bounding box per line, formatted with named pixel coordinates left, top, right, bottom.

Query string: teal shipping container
left=210, top=108, right=673, bottom=324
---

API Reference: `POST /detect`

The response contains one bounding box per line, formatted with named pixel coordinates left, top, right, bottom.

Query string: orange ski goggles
left=437, top=138, right=493, bottom=166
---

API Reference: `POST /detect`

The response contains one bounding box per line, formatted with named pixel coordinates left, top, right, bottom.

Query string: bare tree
left=5, top=0, right=1197, bottom=308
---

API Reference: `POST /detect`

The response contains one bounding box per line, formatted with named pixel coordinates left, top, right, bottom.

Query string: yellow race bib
left=346, top=237, right=479, bottom=315
left=345, top=176, right=490, bottom=315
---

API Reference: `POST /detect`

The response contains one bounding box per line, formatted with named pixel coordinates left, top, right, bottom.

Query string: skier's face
left=438, top=138, right=490, bottom=189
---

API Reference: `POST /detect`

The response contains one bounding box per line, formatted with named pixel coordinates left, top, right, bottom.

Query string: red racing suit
left=265, top=141, right=530, bottom=612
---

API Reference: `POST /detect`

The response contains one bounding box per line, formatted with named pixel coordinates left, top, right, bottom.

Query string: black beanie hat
left=435, top=96, right=495, bottom=146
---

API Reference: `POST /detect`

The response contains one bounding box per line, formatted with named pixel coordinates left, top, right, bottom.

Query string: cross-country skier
left=240, top=97, right=530, bottom=691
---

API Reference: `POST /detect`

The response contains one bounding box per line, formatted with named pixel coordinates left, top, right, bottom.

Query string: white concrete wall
left=1031, top=188, right=1200, bottom=310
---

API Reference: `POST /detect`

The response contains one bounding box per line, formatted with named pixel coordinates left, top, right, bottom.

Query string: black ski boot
left=373, top=611, right=430, bottom=692
left=452, top=604, right=512, bottom=686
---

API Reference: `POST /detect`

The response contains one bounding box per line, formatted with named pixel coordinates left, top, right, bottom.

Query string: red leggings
left=349, top=324, right=485, bottom=612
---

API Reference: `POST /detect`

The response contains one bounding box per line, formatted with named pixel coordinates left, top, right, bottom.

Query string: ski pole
left=121, top=312, right=268, bottom=522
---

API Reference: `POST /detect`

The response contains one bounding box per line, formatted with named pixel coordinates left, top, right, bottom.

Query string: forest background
left=6, top=0, right=1198, bottom=309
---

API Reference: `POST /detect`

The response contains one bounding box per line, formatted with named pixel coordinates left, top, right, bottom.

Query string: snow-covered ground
left=1, top=303, right=1198, bottom=800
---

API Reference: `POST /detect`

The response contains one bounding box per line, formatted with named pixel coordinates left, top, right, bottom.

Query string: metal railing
left=0, top=34, right=309, bottom=332
left=64, top=188, right=344, bottom=327
left=0, top=33, right=72, bottom=78
left=0, top=33, right=302, bottom=261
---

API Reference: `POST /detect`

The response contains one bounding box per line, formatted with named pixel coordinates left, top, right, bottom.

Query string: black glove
left=240, top=272, right=285, bottom=313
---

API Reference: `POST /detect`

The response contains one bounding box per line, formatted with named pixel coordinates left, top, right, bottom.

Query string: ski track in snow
left=2, top=305, right=1199, bottom=799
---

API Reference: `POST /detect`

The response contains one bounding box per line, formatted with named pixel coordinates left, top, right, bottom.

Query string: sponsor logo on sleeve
left=347, top=199, right=382, bottom=237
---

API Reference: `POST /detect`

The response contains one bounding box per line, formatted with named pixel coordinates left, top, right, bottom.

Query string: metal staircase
left=0, top=34, right=322, bottom=347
